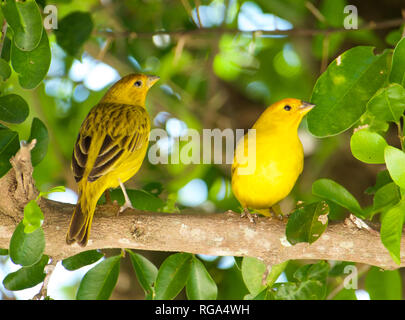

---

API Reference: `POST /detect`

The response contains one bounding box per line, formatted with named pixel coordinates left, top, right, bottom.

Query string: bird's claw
left=241, top=209, right=258, bottom=224
left=118, top=201, right=134, bottom=215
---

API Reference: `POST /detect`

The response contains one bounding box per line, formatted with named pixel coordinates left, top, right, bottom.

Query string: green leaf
left=105, top=189, right=165, bottom=211
left=0, top=248, right=8, bottom=255
left=365, top=266, right=402, bottom=300
left=76, top=255, right=121, bottom=300
left=308, top=46, right=390, bottom=137
left=0, top=125, right=19, bottom=178
left=286, top=201, right=329, bottom=245
left=11, top=30, right=51, bottom=89
left=127, top=250, right=158, bottom=295
left=312, top=179, right=363, bottom=217
left=365, top=169, right=392, bottom=194
left=39, top=185, right=66, bottom=198
left=274, top=280, right=325, bottom=300
left=54, top=11, right=93, bottom=57
left=366, top=84, right=405, bottom=123
left=28, top=117, right=49, bottom=166
left=0, top=94, right=29, bottom=123
left=372, top=182, right=400, bottom=214
left=385, top=146, right=405, bottom=189
left=154, top=253, right=193, bottom=300
left=333, top=288, right=357, bottom=300
left=350, top=129, right=387, bottom=164
left=62, top=250, right=104, bottom=271
left=241, top=257, right=267, bottom=295
left=380, top=200, right=405, bottom=265
left=0, top=58, right=11, bottom=81
left=1, top=0, right=43, bottom=51
left=2, top=255, right=48, bottom=291
left=389, top=37, right=405, bottom=86
left=293, top=261, right=329, bottom=283
left=9, top=222, right=45, bottom=267
left=186, top=256, right=217, bottom=300
left=22, top=199, right=44, bottom=233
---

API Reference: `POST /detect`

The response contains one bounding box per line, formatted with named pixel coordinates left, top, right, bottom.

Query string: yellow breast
left=231, top=129, right=303, bottom=209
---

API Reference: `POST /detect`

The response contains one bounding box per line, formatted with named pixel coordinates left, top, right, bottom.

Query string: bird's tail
left=66, top=189, right=99, bottom=247
left=256, top=204, right=284, bottom=218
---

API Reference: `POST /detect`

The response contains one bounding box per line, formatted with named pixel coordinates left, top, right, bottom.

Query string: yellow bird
left=66, top=73, right=159, bottom=246
left=231, top=98, right=314, bottom=221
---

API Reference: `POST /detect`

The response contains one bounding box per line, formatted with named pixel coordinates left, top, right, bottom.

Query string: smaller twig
left=173, top=35, right=187, bottom=65
left=0, top=20, right=8, bottom=57
left=326, top=264, right=370, bottom=300
left=345, top=214, right=379, bottom=235
left=96, top=37, right=113, bottom=62
left=32, top=259, right=57, bottom=300
left=305, top=1, right=326, bottom=23
left=320, top=32, right=330, bottom=73
left=195, top=0, right=203, bottom=28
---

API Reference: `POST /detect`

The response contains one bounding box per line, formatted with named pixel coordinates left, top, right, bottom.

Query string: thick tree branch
left=0, top=143, right=404, bottom=269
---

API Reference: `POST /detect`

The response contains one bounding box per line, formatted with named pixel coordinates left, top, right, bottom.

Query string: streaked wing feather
left=84, top=103, right=149, bottom=183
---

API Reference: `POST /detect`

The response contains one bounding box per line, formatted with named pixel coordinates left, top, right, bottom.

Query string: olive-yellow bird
left=231, top=98, right=314, bottom=221
left=67, top=73, right=159, bottom=246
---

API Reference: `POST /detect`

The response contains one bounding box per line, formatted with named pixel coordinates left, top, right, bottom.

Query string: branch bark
left=0, top=143, right=404, bottom=269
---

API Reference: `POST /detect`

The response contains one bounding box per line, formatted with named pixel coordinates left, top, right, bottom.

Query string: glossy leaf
left=380, top=200, right=405, bottom=265
left=365, top=170, right=392, bottom=194
left=28, top=117, right=49, bottom=166
left=11, top=30, right=51, bottom=89
left=385, top=146, right=405, bottom=189
left=0, top=94, right=29, bottom=123
left=372, top=182, right=400, bottom=214
left=293, top=261, right=330, bottom=283
left=366, top=84, right=405, bottom=123
left=389, top=37, right=405, bottom=86
left=286, top=201, right=329, bottom=244
left=350, top=129, right=387, bottom=164
left=241, top=257, right=266, bottom=295
left=9, top=222, right=45, bottom=267
left=76, top=255, right=121, bottom=300
left=308, top=46, right=390, bottom=137
left=127, top=250, right=158, bottom=295
left=22, top=199, right=44, bottom=233
left=0, top=125, right=19, bottom=178
left=365, top=267, right=402, bottom=300
left=0, top=58, right=11, bottom=81
left=154, top=253, right=193, bottom=300
left=186, top=256, right=217, bottom=300
left=54, top=11, right=93, bottom=57
left=1, top=0, right=43, bottom=51
left=62, top=250, right=104, bottom=271
left=312, top=179, right=363, bottom=217
left=2, top=255, right=48, bottom=291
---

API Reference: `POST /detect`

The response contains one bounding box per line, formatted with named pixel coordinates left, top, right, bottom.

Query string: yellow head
left=253, top=98, right=315, bottom=131
left=101, top=73, right=160, bottom=106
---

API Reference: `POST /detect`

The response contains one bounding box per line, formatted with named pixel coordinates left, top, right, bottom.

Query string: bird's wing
left=72, top=103, right=150, bottom=183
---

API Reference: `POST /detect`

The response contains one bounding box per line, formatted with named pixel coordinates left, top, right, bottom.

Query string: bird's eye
left=134, top=80, right=143, bottom=87
left=284, top=105, right=291, bottom=111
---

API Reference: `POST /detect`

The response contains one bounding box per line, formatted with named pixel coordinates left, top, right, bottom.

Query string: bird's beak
left=299, top=101, right=315, bottom=114
left=147, top=75, right=160, bottom=88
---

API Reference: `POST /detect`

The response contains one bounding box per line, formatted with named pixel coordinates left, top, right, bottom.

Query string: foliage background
left=0, top=0, right=404, bottom=300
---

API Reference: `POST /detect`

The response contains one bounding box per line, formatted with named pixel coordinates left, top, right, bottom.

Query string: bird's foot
left=241, top=208, right=258, bottom=224
left=118, top=201, right=134, bottom=216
